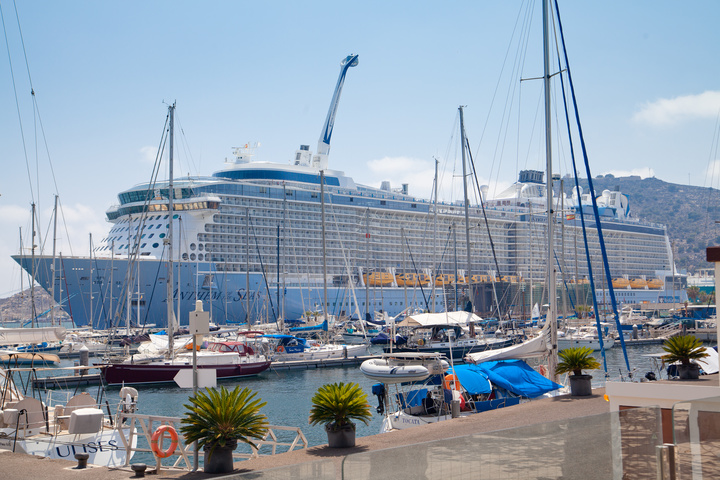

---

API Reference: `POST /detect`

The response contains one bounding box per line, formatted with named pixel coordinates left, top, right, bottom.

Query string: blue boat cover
left=448, top=364, right=492, bottom=395
left=475, top=360, right=562, bottom=398
left=289, top=319, right=328, bottom=333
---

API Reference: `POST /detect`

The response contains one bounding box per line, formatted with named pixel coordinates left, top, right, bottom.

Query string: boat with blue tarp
left=364, top=351, right=562, bottom=432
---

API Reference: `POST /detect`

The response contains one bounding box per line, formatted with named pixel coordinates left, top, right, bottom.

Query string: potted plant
left=556, top=346, right=601, bottom=396
left=661, top=335, right=709, bottom=380
left=309, top=382, right=372, bottom=448
left=180, top=386, right=268, bottom=474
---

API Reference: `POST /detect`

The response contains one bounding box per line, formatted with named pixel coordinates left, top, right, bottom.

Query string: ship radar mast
left=313, top=53, right=358, bottom=170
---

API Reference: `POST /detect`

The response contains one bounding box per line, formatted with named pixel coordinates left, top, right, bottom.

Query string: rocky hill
left=575, top=175, right=720, bottom=274
left=0, top=288, right=59, bottom=323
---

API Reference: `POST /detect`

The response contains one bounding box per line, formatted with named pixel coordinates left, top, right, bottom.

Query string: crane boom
left=313, top=54, right=358, bottom=170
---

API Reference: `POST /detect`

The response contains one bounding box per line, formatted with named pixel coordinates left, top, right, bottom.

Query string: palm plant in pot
left=309, top=382, right=372, bottom=448
left=556, top=346, right=601, bottom=396
left=661, top=335, right=708, bottom=380
left=180, top=386, right=268, bottom=474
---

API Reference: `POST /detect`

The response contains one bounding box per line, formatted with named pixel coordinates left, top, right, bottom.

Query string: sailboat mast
left=365, top=209, right=370, bottom=320
left=167, top=103, right=175, bottom=356
left=51, top=195, right=58, bottom=326
left=89, top=233, right=93, bottom=330
left=177, top=217, right=182, bottom=328
left=459, top=106, right=472, bottom=311
left=30, top=203, right=37, bottom=328
left=110, top=239, right=114, bottom=330
left=246, top=208, right=251, bottom=328
left=432, top=158, right=438, bottom=313
left=320, top=170, right=328, bottom=322
left=542, top=0, right=558, bottom=379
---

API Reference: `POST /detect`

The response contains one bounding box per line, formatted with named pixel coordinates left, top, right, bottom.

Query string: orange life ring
left=443, top=374, right=462, bottom=391
left=151, top=425, right=179, bottom=458
left=416, top=339, right=425, bottom=346
left=276, top=345, right=285, bottom=353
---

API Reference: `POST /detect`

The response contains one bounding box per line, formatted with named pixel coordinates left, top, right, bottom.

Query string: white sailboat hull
left=0, top=426, right=135, bottom=467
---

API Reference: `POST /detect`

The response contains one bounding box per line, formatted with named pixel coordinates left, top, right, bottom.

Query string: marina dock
left=269, top=354, right=376, bottom=371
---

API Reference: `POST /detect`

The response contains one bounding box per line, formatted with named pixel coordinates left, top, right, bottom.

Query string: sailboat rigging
left=100, top=104, right=271, bottom=386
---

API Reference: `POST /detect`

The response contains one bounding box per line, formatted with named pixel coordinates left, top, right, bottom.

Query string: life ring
left=276, top=345, right=285, bottom=353
left=417, top=339, right=425, bottom=346
left=151, top=425, right=179, bottom=458
left=443, top=374, right=462, bottom=391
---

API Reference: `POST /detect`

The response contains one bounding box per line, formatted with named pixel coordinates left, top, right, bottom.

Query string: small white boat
left=360, top=358, right=431, bottom=384
left=557, top=326, right=614, bottom=351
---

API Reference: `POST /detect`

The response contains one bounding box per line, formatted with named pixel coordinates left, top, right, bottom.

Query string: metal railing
left=117, top=413, right=308, bottom=471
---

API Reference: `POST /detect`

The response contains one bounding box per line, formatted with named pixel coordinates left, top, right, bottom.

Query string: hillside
left=0, top=288, right=60, bottom=323
left=575, top=175, right=720, bottom=274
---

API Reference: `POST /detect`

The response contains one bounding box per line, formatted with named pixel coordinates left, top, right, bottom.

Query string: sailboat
left=362, top=1, right=588, bottom=432
left=100, top=105, right=271, bottom=386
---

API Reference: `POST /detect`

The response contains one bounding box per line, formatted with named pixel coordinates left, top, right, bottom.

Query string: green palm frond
left=180, top=386, right=268, bottom=451
left=556, top=346, right=602, bottom=376
left=308, top=382, right=372, bottom=431
left=662, top=335, right=709, bottom=365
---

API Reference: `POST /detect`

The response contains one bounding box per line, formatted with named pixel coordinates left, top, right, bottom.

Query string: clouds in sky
left=633, top=91, right=720, bottom=126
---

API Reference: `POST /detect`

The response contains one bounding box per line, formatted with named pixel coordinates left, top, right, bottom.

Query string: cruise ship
left=12, top=55, right=678, bottom=330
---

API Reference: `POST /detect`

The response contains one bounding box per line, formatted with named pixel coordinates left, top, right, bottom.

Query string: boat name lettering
left=173, top=289, right=257, bottom=303
left=54, top=440, right=120, bottom=457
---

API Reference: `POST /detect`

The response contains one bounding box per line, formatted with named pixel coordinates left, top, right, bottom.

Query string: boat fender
left=151, top=425, right=179, bottom=458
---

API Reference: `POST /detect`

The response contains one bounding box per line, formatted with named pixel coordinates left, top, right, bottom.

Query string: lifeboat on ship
left=434, top=274, right=456, bottom=286
left=630, top=278, right=648, bottom=289
left=647, top=278, right=664, bottom=289
left=612, top=278, right=630, bottom=289
left=363, top=272, right=394, bottom=287
left=396, top=273, right=417, bottom=287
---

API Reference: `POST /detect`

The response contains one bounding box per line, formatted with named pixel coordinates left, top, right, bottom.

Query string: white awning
left=397, top=311, right=483, bottom=328
left=0, top=327, right=66, bottom=345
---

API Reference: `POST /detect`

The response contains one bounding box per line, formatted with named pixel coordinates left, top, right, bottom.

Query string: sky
left=2, top=0, right=720, bottom=299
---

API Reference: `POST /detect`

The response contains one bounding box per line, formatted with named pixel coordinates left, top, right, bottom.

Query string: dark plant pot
left=678, top=363, right=700, bottom=380
left=325, top=423, right=355, bottom=448
left=203, top=440, right=237, bottom=474
left=569, top=374, right=593, bottom=396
